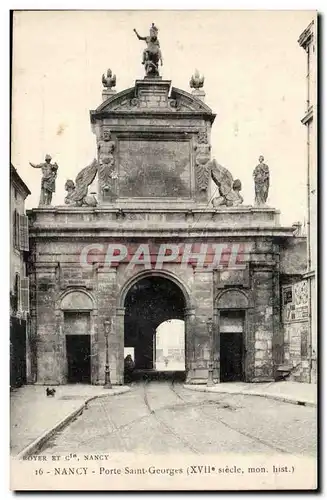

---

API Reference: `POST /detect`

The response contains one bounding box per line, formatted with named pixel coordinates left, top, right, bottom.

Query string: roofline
left=10, top=164, right=31, bottom=196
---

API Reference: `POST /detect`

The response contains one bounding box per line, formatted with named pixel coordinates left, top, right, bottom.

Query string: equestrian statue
left=134, top=23, right=163, bottom=77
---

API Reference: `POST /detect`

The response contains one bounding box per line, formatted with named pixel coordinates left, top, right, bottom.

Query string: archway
left=123, top=276, right=186, bottom=379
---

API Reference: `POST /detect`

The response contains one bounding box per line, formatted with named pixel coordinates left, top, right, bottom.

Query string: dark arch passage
left=124, top=276, right=185, bottom=371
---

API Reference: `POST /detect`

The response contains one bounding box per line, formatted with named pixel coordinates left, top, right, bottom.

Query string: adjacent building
left=298, top=19, right=317, bottom=383
left=10, top=164, right=30, bottom=388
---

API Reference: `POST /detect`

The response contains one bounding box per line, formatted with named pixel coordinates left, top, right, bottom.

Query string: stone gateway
left=27, top=60, right=308, bottom=385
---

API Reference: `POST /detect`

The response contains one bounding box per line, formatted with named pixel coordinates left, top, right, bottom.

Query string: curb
left=183, top=385, right=316, bottom=408
left=16, top=386, right=130, bottom=460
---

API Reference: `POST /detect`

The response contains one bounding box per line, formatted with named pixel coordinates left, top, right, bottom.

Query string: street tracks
left=169, top=382, right=289, bottom=454
left=143, top=379, right=200, bottom=454
left=40, top=380, right=292, bottom=454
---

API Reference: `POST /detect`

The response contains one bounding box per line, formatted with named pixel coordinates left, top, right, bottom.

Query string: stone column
left=272, top=252, right=283, bottom=377
left=184, top=307, right=196, bottom=383
left=26, top=269, right=37, bottom=384
left=115, top=307, right=125, bottom=385
left=96, top=267, right=120, bottom=384
left=252, top=265, right=275, bottom=382
left=213, top=308, right=220, bottom=382
left=34, top=263, right=61, bottom=384
left=192, top=269, right=214, bottom=382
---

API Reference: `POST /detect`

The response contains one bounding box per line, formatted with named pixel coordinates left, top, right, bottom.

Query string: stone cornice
left=27, top=206, right=293, bottom=238
left=90, top=109, right=216, bottom=124
left=298, top=20, right=315, bottom=49
left=28, top=226, right=295, bottom=239
left=27, top=206, right=280, bottom=215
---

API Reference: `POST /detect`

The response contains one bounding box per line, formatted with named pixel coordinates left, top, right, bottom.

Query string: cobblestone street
left=39, top=380, right=317, bottom=456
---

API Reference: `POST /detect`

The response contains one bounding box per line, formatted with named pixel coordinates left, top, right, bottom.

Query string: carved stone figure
left=97, top=131, right=117, bottom=192
left=133, top=23, right=163, bottom=77
left=194, top=130, right=211, bottom=191
left=29, top=154, right=58, bottom=206
left=102, top=68, right=116, bottom=89
left=209, top=159, right=243, bottom=207
left=190, top=69, right=204, bottom=89
left=64, top=159, right=98, bottom=207
left=253, top=155, right=269, bottom=206
left=102, top=129, right=111, bottom=141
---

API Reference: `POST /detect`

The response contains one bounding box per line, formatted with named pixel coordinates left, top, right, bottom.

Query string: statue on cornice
left=64, top=159, right=98, bottom=207
left=133, top=23, right=163, bottom=77
left=253, top=155, right=270, bottom=206
left=29, top=154, right=58, bottom=206
left=209, top=159, right=243, bottom=208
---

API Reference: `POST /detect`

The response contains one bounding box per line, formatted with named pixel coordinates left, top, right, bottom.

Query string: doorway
left=10, top=317, right=26, bottom=388
left=66, top=335, right=91, bottom=383
left=219, top=310, right=245, bottom=382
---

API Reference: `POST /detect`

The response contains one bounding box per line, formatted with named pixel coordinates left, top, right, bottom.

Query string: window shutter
left=16, top=211, right=20, bottom=248
left=20, top=277, right=29, bottom=313
left=13, top=210, right=20, bottom=249
left=19, top=215, right=29, bottom=251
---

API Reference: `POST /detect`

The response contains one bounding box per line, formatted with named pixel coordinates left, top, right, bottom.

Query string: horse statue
left=134, top=23, right=163, bottom=77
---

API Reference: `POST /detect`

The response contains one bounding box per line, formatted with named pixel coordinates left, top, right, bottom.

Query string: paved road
left=40, top=380, right=317, bottom=456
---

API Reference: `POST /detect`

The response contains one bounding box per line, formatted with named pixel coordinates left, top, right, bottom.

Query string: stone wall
left=28, top=226, right=288, bottom=385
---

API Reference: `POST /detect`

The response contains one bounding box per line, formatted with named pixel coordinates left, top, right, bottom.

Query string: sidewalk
left=10, top=384, right=130, bottom=458
left=184, top=381, right=317, bottom=407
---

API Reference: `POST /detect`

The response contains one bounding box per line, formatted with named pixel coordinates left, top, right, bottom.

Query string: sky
left=11, top=9, right=315, bottom=225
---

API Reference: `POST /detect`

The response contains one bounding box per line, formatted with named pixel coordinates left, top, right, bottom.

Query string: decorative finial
left=102, top=68, right=116, bottom=89
left=190, top=69, right=205, bottom=90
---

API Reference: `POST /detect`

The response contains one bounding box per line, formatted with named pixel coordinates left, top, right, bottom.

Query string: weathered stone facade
left=298, top=20, right=317, bottom=384
left=27, top=77, right=304, bottom=385
left=280, top=237, right=310, bottom=382
left=10, top=165, right=30, bottom=387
